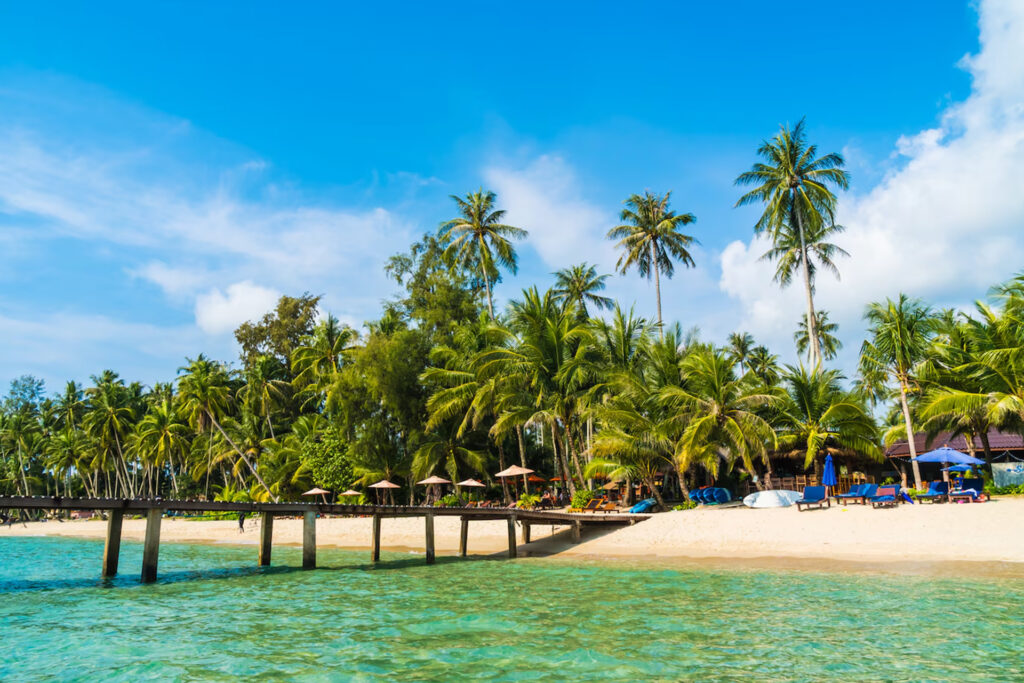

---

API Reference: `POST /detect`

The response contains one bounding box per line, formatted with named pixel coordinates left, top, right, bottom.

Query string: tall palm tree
left=735, top=119, right=850, bottom=365
left=727, top=332, right=756, bottom=374
left=859, top=294, right=935, bottom=489
left=440, top=189, right=527, bottom=320
left=552, top=263, right=613, bottom=318
left=607, top=191, right=697, bottom=335
left=796, top=310, right=842, bottom=362
left=748, top=346, right=781, bottom=387
left=291, top=314, right=358, bottom=402
left=135, top=399, right=190, bottom=495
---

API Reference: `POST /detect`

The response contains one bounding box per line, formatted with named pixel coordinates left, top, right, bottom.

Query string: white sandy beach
left=5, top=497, right=1023, bottom=571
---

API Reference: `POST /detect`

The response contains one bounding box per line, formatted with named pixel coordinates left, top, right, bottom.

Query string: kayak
left=742, top=490, right=803, bottom=508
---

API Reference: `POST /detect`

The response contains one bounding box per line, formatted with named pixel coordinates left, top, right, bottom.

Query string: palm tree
left=774, top=366, right=881, bottom=472
left=292, top=314, right=358, bottom=402
left=860, top=294, right=935, bottom=489
left=735, top=119, right=850, bottom=365
left=747, top=346, right=781, bottom=387
left=440, top=189, right=527, bottom=320
left=237, top=355, right=291, bottom=439
left=727, top=332, right=756, bottom=374
left=552, top=263, right=613, bottom=318
left=135, top=398, right=190, bottom=495
left=607, top=191, right=697, bottom=335
left=796, top=311, right=842, bottom=362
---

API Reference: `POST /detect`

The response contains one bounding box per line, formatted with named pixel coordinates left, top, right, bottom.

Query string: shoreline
left=5, top=497, right=1024, bottom=578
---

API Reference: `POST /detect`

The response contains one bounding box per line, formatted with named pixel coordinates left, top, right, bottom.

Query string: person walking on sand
left=238, top=511, right=246, bottom=533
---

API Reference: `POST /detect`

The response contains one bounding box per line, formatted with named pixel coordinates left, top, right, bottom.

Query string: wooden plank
left=141, top=508, right=161, bottom=583
left=302, top=510, right=316, bottom=570
left=371, top=514, right=381, bottom=563
left=459, top=517, right=468, bottom=557
left=507, top=514, right=517, bottom=559
left=258, top=512, right=273, bottom=566
left=102, top=509, right=123, bottom=578
left=424, top=513, right=435, bottom=565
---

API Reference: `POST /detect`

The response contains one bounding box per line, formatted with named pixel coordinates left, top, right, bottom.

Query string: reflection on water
left=1, top=537, right=1022, bottom=681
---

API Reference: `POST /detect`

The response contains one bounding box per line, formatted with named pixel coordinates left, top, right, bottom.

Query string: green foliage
left=673, top=501, right=697, bottom=511
left=517, top=493, right=541, bottom=509
left=986, top=483, right=1024, bottom=495
left=571, top=489, right=594, bottom=509
left=235, top=293, right=321, bottom=372
left=303, top=427, right=356, bottom=492
left=435, top=493, right=460, bottom=507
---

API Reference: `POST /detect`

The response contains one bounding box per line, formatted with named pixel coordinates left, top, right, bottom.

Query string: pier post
left=141, top=508, right=162, bottom=583
left=459, top=517, right=468, bottom=557
left=102, top=509, right=123, bottom=577
left=424, top=513, right=435, bottom=565
left=571, top=520, right=581, bottom=544
left=507, top=514, right=517, bottom=559
left=258, top=512, right=273, bottom=566
left=371, top=514, right=381, bottom=563
left=302, top=510, right=316, bottom=569
left=523, top=523, right=531, bottom=544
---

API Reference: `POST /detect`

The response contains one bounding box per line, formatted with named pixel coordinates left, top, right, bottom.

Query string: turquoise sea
left=1, top=537, right=1022, bottom=681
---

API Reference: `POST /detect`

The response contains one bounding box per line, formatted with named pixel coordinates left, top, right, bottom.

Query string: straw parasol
left=302, top=487, right=331, bottom=504
left=369, top=479, right=401, bottom=505
left=455, top=478, right=485, bottom=503
left=601, top=481, right=619, bottom=491
left=496, top=464, right=534, bottom=495
left=339, top=489, right=362, bottom=498
left=416, top=475, right=452, bottom=505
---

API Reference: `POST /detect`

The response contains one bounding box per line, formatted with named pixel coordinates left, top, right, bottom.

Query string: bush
left=571, top=489, right=594, bottom=509
left=435, top=494, right=460, bottom=507
left=517, top=493, right=541, bottom=509
left=986, top=483, right=1024, bottom=495
left=672, top=500, right=697, bottom=511
left=303, top=427, right=356, bottom=493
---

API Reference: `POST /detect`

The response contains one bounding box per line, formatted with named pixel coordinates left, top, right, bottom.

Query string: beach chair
left=833, top=483, right=866, bottom=504
left=869, top=485, right=900, bottom=508
left=597, top=500, right=620, bottom=513
left=582, top=498, right=605, bottom=513
left=949, top=478, right=987, bottom=503
left=912, top=481, right=949, bottom=503
left=464, top=501, right=477, bottom=508
left=795, top=486, right=830, bottom=511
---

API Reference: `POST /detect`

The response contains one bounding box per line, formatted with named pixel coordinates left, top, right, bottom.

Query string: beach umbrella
left=914, top=446, right=984, bottom=483
left=339, top=489, right=362, bottom=502
left=369, top=479, right=401, bottom=505
left=496, top=464, right=534, bottom=496
left=601, top=481, right=619, bottom=491
left=822, top=454, right=837, bottom=497
left=455, top=478, right=485, bottom=503
left=302, top=487, right=331, bottom=504
left=416, top=475, right=451, bottom=505
left=527, top=474, right=547, bottom=483
left=942, top=464, right=974, bottom=473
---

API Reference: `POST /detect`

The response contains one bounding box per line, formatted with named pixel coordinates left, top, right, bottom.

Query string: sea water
left=1, top=536, right=1022, bottom=681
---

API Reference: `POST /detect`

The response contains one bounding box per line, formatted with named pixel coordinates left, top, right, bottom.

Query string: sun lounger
left=949, top=478, right=987, bottom=503
left=869, top=485, right=900, bottom=508
left=795, top=486, right=830, bottom=511
left=834, top=483, right=867, bottom=503
left=582, top=498, right=605, bottom=513
left=912, top=481, right=949, bottom=503
left=597, top=501, right=620, bottom=513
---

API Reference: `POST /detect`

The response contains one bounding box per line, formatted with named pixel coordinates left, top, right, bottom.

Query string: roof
left=885, top=430, right=1024, bottom=457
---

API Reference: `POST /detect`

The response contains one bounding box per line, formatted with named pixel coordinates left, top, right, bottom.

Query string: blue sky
left=2, top=0, right=1022, bottom=393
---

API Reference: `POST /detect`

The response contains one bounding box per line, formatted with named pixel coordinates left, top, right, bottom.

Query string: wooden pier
left=0, top=496, right=648, bottom=583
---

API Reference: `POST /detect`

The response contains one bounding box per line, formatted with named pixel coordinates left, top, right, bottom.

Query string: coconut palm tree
left=727, top=332, right=756, bottom=374
left=607, top=191, right=697, bottom=335
left=440, top=189, right=527, bottom=320
left=135, top=398, right=190, bottom=495
left=859, top=294, right=936, bottom=489
left=735, top=119, right=850, bottom=365
left=748, top=346, right=782, bottom=387
left=796, top=311, right=842, bottom=362
left=774, top=366, right=881, bottom=472
left=552, top=263, right=613, bottom=318
left=291, top=314, right=358, bottom=401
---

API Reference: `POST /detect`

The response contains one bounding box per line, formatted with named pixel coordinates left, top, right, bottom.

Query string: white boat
left=742, top=489, right=803, bottom=508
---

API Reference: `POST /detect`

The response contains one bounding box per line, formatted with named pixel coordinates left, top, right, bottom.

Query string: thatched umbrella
left=455, top=478, right=484, bottom=502
left=302, top=487, right=331, bottom=504
left=369, top=479, right=401, bottom=505
left=416, top=475, right=452, bottom=505
left=496, top=465, right=534, bottom=495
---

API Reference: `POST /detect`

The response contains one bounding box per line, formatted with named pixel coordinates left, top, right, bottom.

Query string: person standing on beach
left=238, top=512, right=246, bottom=533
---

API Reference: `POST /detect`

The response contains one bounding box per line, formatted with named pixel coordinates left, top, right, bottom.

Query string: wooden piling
left=258, top=512, right=273, bottom=566
left=141, top=508, right=161, bottom=583
left=459, top=517, right=468, bottom=557
left=424, top=513, right=435, bottom=565
left=507, top=514, right=517, bottom=559
left=523, top=523, right=531, bottom=544
left=302, top=510, right=316, bottom=569
left=371, top=514, right=381, bottom=563
left=102, top=509, right=123, bottom=577
left=571, top=520, right=581, bottom=543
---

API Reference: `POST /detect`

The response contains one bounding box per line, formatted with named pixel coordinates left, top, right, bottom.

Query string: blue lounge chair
left=869, top=485, right=900, bottom=508
left=949, top=478, right=987, bottom=503
left=795, top=486, right=830, bottom=511
left=912, top=481, right=949, bottom=503
left=834, top=483, right=866, bottom=503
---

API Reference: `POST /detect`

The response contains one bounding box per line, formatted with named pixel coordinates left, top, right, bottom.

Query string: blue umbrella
left=912, top=446, right=984, bottom=465
left=822, top=453, right=837, bottom=490
left=942, top=464, right=975, bottom=473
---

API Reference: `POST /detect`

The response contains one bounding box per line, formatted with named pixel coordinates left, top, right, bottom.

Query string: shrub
left=435, top=494, right=460, bottom=507
left=986, top=483, right=1024, bottom=495
left=672, top=500, right=697, bottom=511
left=517, top=493, right=541, bottom=509
left=571, top=489, right=594, bottom=509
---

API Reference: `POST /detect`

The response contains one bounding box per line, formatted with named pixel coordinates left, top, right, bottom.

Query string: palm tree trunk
left=643, top=474, right=667, bottom=510
left=899, top=378, right=922, bottom=490
left=552, top=422, right=576, bottom=496
left=979, top=429, right=993, bottom=471
left=650, top=240, right=664, bottom=337
left=204, top=433, right=214, bottom=500
left=208, top=411, right=278, bottom=501
left=793, top=206, right=821, bottom=366
left=480, top=251, right=495, bottom=320
left=497, top=445, right=510, bottom=503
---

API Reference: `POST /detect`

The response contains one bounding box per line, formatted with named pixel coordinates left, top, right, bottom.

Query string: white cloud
left=718, top=0, right=1024, bottom=365
left=194, top=281, right=281, bottom=335
left=484, top=155, right=614, bottom=268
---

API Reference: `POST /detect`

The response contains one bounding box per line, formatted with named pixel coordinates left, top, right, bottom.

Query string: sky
left=1, top=0, right=1022, bottom=394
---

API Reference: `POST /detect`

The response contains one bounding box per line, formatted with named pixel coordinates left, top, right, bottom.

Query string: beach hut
left=416, top=475, right=452, bottom=505
left=302, top=487, right=331, bottom=504
left=369, top=479, right=401, bottom=505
